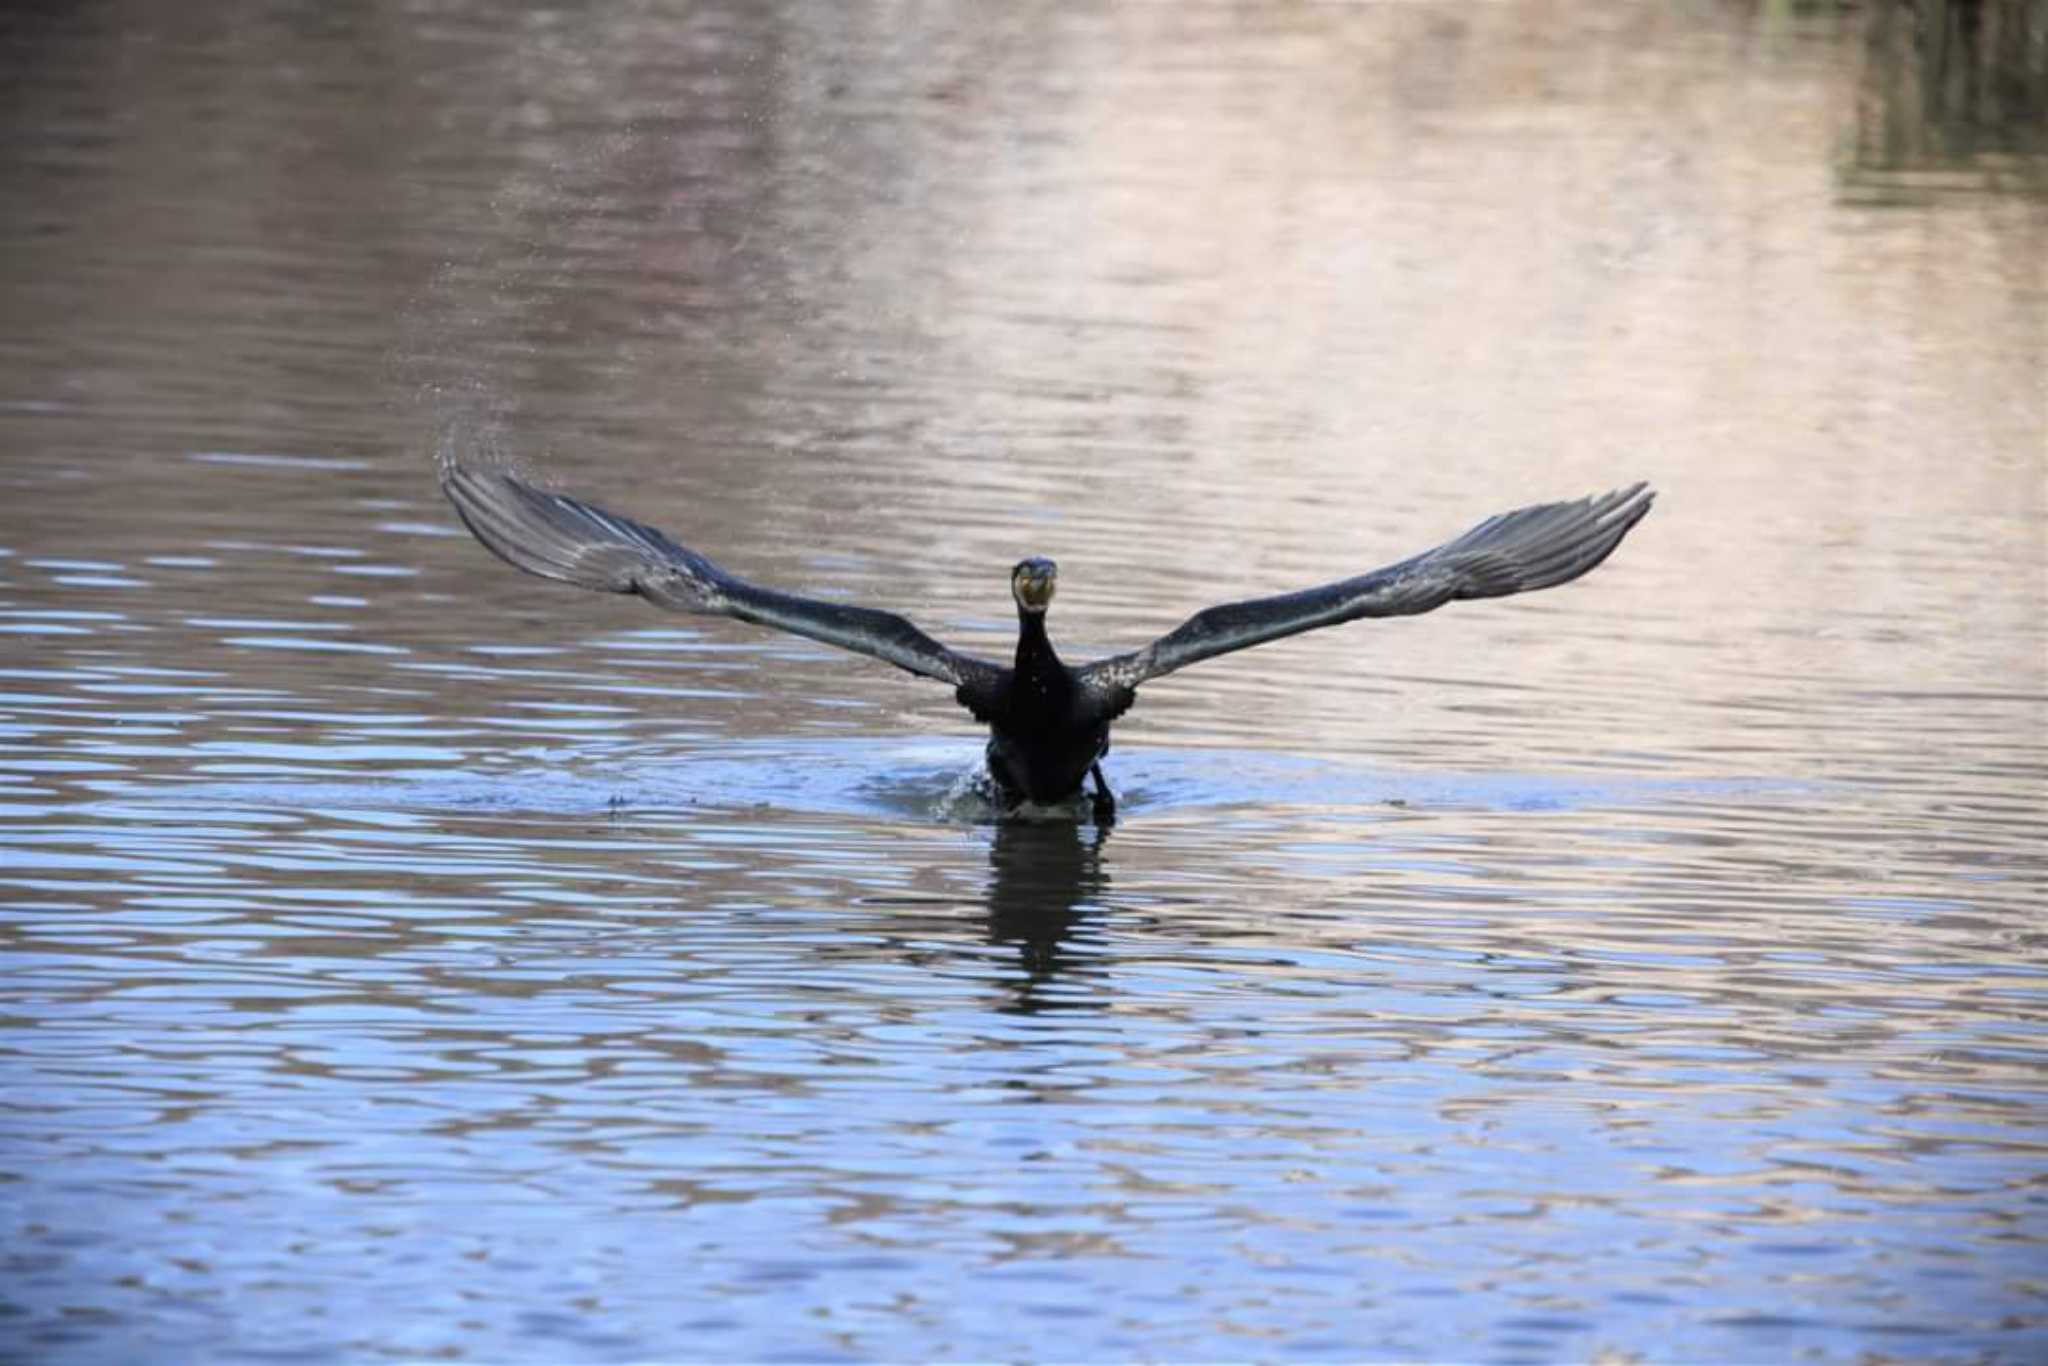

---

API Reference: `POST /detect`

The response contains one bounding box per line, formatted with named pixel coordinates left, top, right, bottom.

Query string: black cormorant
left=441, top=464, right=1653, bottom=823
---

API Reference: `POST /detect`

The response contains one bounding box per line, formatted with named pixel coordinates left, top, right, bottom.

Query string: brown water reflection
left=2, top=1, right=2045, bottom=1361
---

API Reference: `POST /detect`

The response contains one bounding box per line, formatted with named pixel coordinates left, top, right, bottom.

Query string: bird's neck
left=1014, top=609, right=1064, bottom=685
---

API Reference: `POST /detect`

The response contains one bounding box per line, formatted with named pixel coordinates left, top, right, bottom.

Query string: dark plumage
left=441, top=463, right=1654, bottom=822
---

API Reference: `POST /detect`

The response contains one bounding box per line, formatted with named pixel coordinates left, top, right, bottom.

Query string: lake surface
left=2, top=2, right=2045, bottom=1361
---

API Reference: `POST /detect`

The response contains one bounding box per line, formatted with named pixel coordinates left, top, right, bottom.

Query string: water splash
left=92, top=736, right=1787, bottom=826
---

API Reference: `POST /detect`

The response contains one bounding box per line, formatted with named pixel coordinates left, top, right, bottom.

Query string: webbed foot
left=1089, top=763, right=1117, bottom=828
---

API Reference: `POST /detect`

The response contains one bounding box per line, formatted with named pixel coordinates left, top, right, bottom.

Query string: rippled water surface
left=3, top=2, right=2045, bottom=1361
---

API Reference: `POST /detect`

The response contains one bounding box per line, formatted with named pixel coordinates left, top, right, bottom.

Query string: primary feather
left=1075, top=482, right=1654, bottom=702
left=441, top=463, right=1004, bottom=693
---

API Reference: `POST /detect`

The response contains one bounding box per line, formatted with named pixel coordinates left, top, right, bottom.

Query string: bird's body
left=978, top=605, right=1117, bottom=810
left=440, top=463, right=1653, bottom=822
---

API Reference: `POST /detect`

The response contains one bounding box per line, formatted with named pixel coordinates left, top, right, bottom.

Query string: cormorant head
left=1011, top=557, right=1057, bottom=615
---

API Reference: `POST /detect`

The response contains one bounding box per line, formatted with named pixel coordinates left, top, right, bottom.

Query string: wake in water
left=87, top=735, right=1780, bottom=826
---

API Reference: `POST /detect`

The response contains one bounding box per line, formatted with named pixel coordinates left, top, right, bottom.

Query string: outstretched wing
left=442, top=462, right=1005, bottom=695
left=1077, top=483, right=1654, bottom=706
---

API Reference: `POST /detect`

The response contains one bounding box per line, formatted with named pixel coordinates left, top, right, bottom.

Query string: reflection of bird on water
left=443, top=463, right=1653, bottom=824
left=983, top=819, right=1110, bottom=1010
